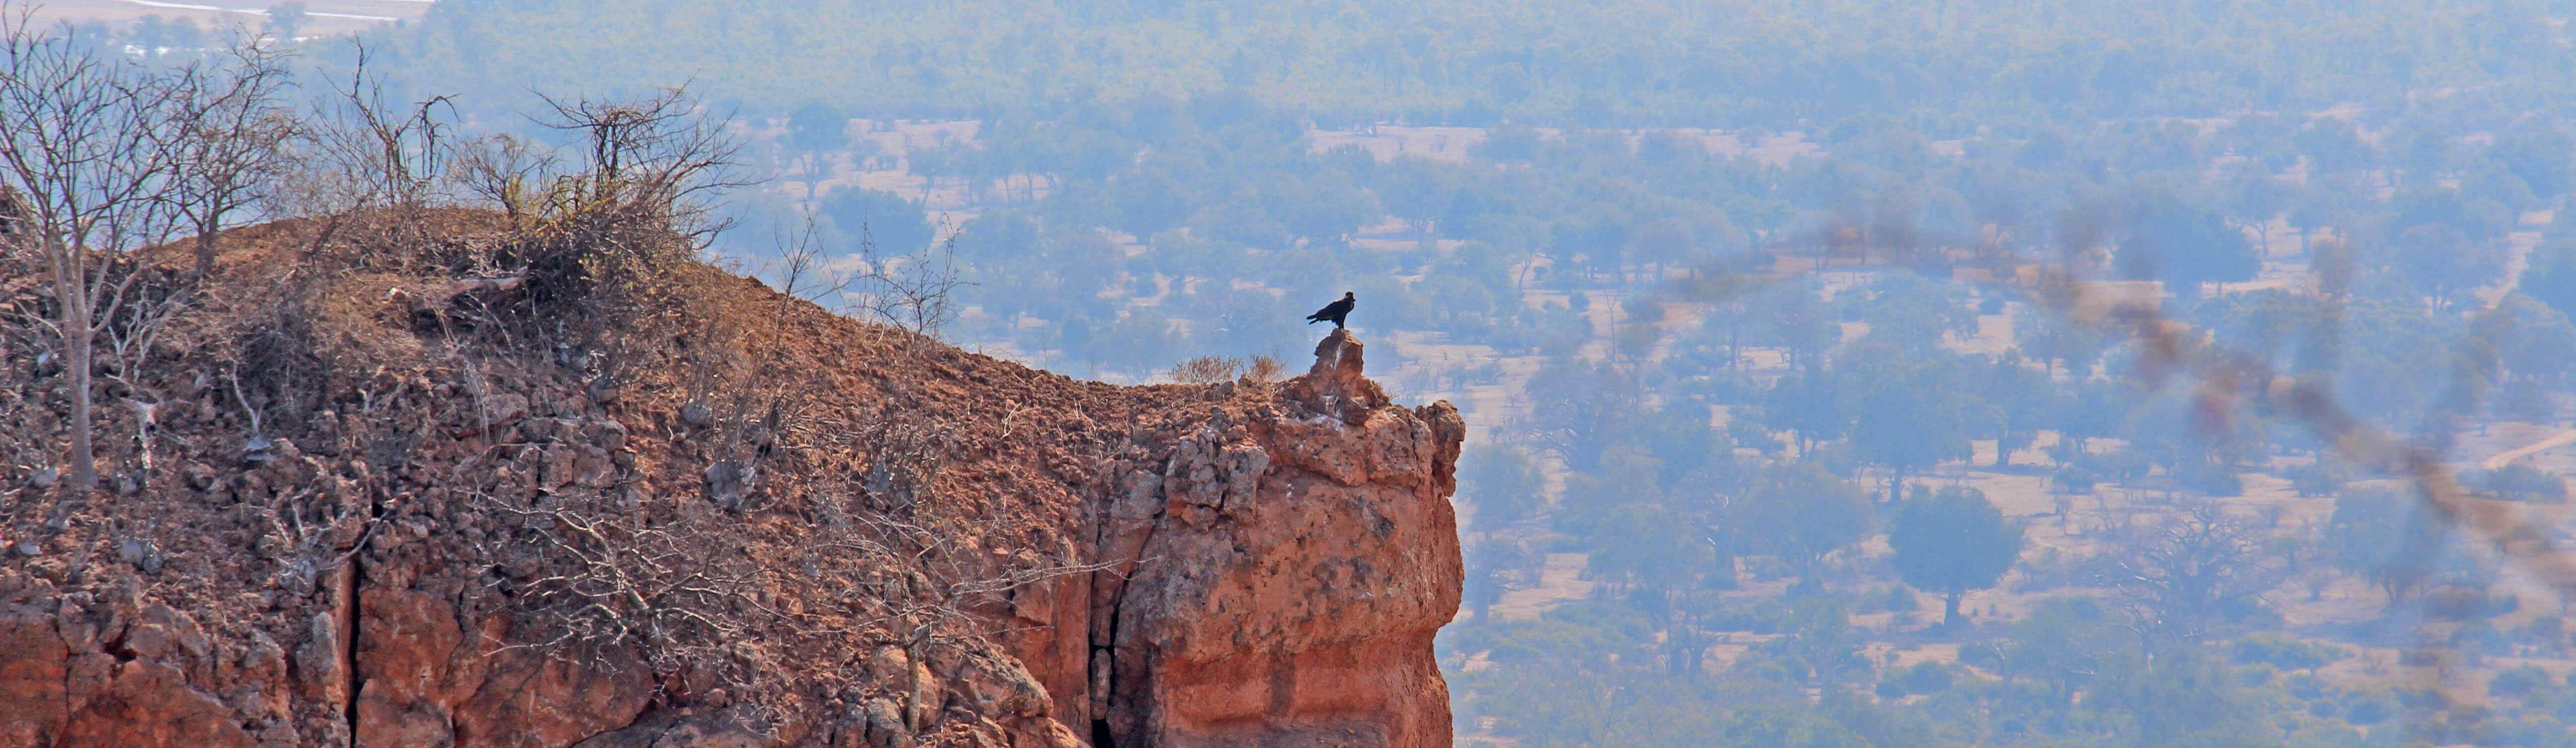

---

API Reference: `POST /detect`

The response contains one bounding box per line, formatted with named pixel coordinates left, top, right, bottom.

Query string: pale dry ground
left=1486, top=553, right=1599, bottom=622
left=1306, top=125, right=1485, bottom=163
left=759, top=120, right=994, bottom=211
left=1304, top=125, right=1824, bottom=168
left=21, top=0, right=421, bottom=35
left=1348, top=217, right=1468, bottom=254
left=771, top=121, right=1831, bottom=220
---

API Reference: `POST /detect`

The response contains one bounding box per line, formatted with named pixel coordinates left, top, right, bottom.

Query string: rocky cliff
left=0, top=214, right=1462, bottom=748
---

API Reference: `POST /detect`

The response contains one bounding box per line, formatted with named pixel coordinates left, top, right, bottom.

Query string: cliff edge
left=0, top=214, right=1462, bottom=748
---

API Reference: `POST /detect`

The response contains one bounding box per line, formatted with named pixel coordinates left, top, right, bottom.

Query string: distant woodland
left=374, top=0, right=2571, bottom=128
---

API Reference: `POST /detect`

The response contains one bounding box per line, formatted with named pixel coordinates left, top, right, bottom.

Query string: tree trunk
left=57, top=256, right=96, bottom=492
left=1944, top=590, right=1963, bottom=629
left=194, top=220, right=219, bottom=278
left=1888, top=467, right=1904, bottom=505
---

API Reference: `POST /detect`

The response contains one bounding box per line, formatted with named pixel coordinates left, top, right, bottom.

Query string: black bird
left=1305, top=291, right=1356, bottom=328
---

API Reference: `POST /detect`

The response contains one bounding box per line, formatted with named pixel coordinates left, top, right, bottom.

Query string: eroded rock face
left=1046, top=329, right=1464, bottom=748
left=0, top=273, right=1458, bottom=748
left=0, top=580, right=262, bottom=748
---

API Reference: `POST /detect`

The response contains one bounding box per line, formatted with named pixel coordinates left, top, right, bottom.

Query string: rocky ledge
left=0, top=225, right=1461, bottom=748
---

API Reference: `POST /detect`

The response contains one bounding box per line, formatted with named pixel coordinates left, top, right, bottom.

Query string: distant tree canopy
left=1733, top=461, right=1872, bottom=591
left=2520, top=236, right=2576, bottom=321
left=789, top=102, right=847, bottom=155
left=1461, top=443, right=1545, bottom=531
left=2324, top=486, right=2454, bottom=605
left=818, top=186, right=935, bottom=253
left=2378, top=189, right=2511, bottom=307
left=1888, top=485, right=2024, bottom=627
left=2113, top=191, right=2257, bottom=299
left=1845, top=342, right=1973, bottom=502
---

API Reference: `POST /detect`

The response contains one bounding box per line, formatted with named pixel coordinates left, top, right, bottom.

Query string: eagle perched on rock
left=1305, top=291, right=1356, bottom=328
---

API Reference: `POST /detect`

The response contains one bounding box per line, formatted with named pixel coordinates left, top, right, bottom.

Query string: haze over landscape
left=10, top=1, right=2576, bottom=748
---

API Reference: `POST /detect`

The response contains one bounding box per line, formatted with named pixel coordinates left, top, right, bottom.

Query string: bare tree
left=534, top=87, right=743, bottom=232
left=507, top=87, right=746, bottom=293
left=750, top=210, right=968, bottom=344
left=452, top=133, right=558, bottom=219
left=842, top=226, right=966, bottom=340
left=169, top=38, right=297, bottom=277
left=2101, top=498, right=2286, bottom=641
left=758, top=214, right=852, bottom=305
left=286, top=43, right=459, bottom=229
left=0, top=12, right=194, bottom=491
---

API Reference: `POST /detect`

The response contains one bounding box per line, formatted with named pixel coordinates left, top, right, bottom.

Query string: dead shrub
left=1243, top=355, right=1287, bottom=384
left=1169, top=355, right=1242, bottom=385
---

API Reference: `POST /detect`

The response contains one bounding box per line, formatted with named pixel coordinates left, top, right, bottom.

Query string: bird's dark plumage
left=1305, top=292, right=1356, bottom=328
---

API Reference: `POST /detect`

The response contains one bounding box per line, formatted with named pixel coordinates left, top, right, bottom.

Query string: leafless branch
left=760, top=214, right=851, bottom=305
left=311, top=42, right=457, bottom=212
left=840, top=222, right=968, bottom=340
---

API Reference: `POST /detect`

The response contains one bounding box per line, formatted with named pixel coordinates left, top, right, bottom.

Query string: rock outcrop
left=1050, top=329, right=1463, bottom=748
left=0, top=218, right=1462, bottom=748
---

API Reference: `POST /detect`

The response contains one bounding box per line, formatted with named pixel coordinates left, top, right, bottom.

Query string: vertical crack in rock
left=336, top=561, right=358, bottom=748
left=1086, top=462, right=1172, bottom=748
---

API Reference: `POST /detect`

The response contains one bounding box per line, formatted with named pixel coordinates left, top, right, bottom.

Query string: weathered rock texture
left=1047, top=330, right=1463, bottom=748
left=0, top=217, right=1461, bottom=748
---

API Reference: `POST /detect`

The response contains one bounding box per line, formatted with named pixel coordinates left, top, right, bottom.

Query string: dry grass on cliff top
left=0, top=207, right=1306, bottom=736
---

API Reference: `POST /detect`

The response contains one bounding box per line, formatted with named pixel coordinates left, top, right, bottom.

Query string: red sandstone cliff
left=0, top=216, right=1461, bottom=748
left=1045, top=330, right=1463, bottom=748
